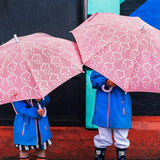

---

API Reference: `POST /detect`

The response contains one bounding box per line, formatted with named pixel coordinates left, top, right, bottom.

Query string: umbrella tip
left=140, top=23, right=145, bottom=30
left=13, top=34, right=19, bottom=43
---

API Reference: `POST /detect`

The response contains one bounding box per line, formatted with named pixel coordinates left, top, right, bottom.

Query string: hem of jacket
left=14, top=135, right=52, bottom=146
left=14, top=137, right=52, bottom=146
left=92, top=121, right=132, bottom=129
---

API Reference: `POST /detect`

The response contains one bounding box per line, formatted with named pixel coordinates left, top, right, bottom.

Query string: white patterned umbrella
left=0, top=33, right=83, bottom=104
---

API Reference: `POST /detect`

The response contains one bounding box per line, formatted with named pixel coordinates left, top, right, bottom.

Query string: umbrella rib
left=26, top=66, right=44, bottom=99
left=125, top=50, right=139, bottom=92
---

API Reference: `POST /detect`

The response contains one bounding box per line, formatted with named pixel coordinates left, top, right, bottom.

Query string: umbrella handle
left=102, top=85, right=113, bottom=93
left=37, top=103, right=47, bottom=117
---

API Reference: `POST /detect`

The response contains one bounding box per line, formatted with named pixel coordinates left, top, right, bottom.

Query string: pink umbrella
left=0, top=33, right=83, bottom=104
left=71, top=12, right=160, bottom=93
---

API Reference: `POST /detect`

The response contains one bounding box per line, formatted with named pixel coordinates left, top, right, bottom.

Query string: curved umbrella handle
left=102, top=85, right=113, bottom=93
left=37, top=103, right=47, bottom=117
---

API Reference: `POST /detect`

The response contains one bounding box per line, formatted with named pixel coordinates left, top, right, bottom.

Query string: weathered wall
left=1, top=116, right=160, bottom=160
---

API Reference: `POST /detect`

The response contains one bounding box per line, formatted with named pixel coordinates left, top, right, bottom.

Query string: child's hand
left=35, top=98, right=41, bottom=102
left=37, top=109, right=45, bottom=116
left=106, top=80, right=116, bottom=87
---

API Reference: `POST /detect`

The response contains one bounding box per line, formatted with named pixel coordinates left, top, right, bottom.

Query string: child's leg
left=94, top=126, right=113, bottom=148
left=20, top=150, right=29, bottom=160
left=94, top=127, right=113, bottom=160
left=113, top=128, right=129, bottom=160
left=113, top=128, right=129, bottom=148
left=36, top=149, right=46, bottom=160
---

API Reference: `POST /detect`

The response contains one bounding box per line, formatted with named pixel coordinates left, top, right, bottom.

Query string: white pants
left=94, top=127, right=130, bottom=149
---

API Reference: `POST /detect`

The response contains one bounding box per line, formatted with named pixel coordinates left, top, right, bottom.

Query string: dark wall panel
left=0, top=0, right=84, bottom=43
left=130, top=93, right=160, bottom=116
left=120, top=0, right=147, bottom=15
left=48, top=74, right=85, bottom=126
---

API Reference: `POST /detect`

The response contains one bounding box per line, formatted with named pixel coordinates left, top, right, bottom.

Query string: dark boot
left=95, top=147, right=106, bottom=160
left=116, top=148, right=127, bottom=160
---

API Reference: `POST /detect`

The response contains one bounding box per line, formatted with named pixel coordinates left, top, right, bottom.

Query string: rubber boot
left=116, top=148, right=127, bottom=160
left=95, top=147, right=106, bottom=160
left=36, top=157, right=46, bottom=160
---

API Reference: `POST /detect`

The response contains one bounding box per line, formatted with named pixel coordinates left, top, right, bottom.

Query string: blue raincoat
left=90, top=71, right=132, bottom=128
left=12, top=95, right=52, bottom=146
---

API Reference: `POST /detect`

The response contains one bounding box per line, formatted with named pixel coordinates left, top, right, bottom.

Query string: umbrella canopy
left=0, top=33, right=83, bottom=104
left=71, top=12, right=160, bottom=93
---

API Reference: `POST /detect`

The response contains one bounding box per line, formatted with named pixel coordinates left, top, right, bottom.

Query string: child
left=90, top=70, right=132, bottom=160
left=12, top=95, right=52, bottom=160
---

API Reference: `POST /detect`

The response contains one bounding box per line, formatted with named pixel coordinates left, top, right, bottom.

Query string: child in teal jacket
left=12, top=95, right=52, bottom=160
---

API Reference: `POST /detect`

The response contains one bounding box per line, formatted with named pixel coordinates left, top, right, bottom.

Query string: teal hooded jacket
left=90, top=71, right=132, bottom=128
left=12, top=95, right=52, bottom=146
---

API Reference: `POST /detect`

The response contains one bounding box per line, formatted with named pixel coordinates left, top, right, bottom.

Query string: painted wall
left=88, top=0, right=120, bottom=15
left=86, top=70, right=97, bottom=128
left=120, top=0, right=125, bottom=3
left=129, top=0, right=160, bottom=30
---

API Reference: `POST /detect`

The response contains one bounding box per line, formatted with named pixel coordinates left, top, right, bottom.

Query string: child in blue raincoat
left=90, top=70, right=132, bottom=160
left=12, top=95, right=52, bottom=160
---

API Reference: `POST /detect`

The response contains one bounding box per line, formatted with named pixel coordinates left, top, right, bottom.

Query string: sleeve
left=90, top=70, right=109, bottom=90
left=33, top=95, right=50, bottom=108
left=12, top=101, right=41, bottom=119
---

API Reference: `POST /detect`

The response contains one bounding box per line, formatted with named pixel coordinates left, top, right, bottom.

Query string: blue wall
left=130, top=0, right=160, bottom=30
